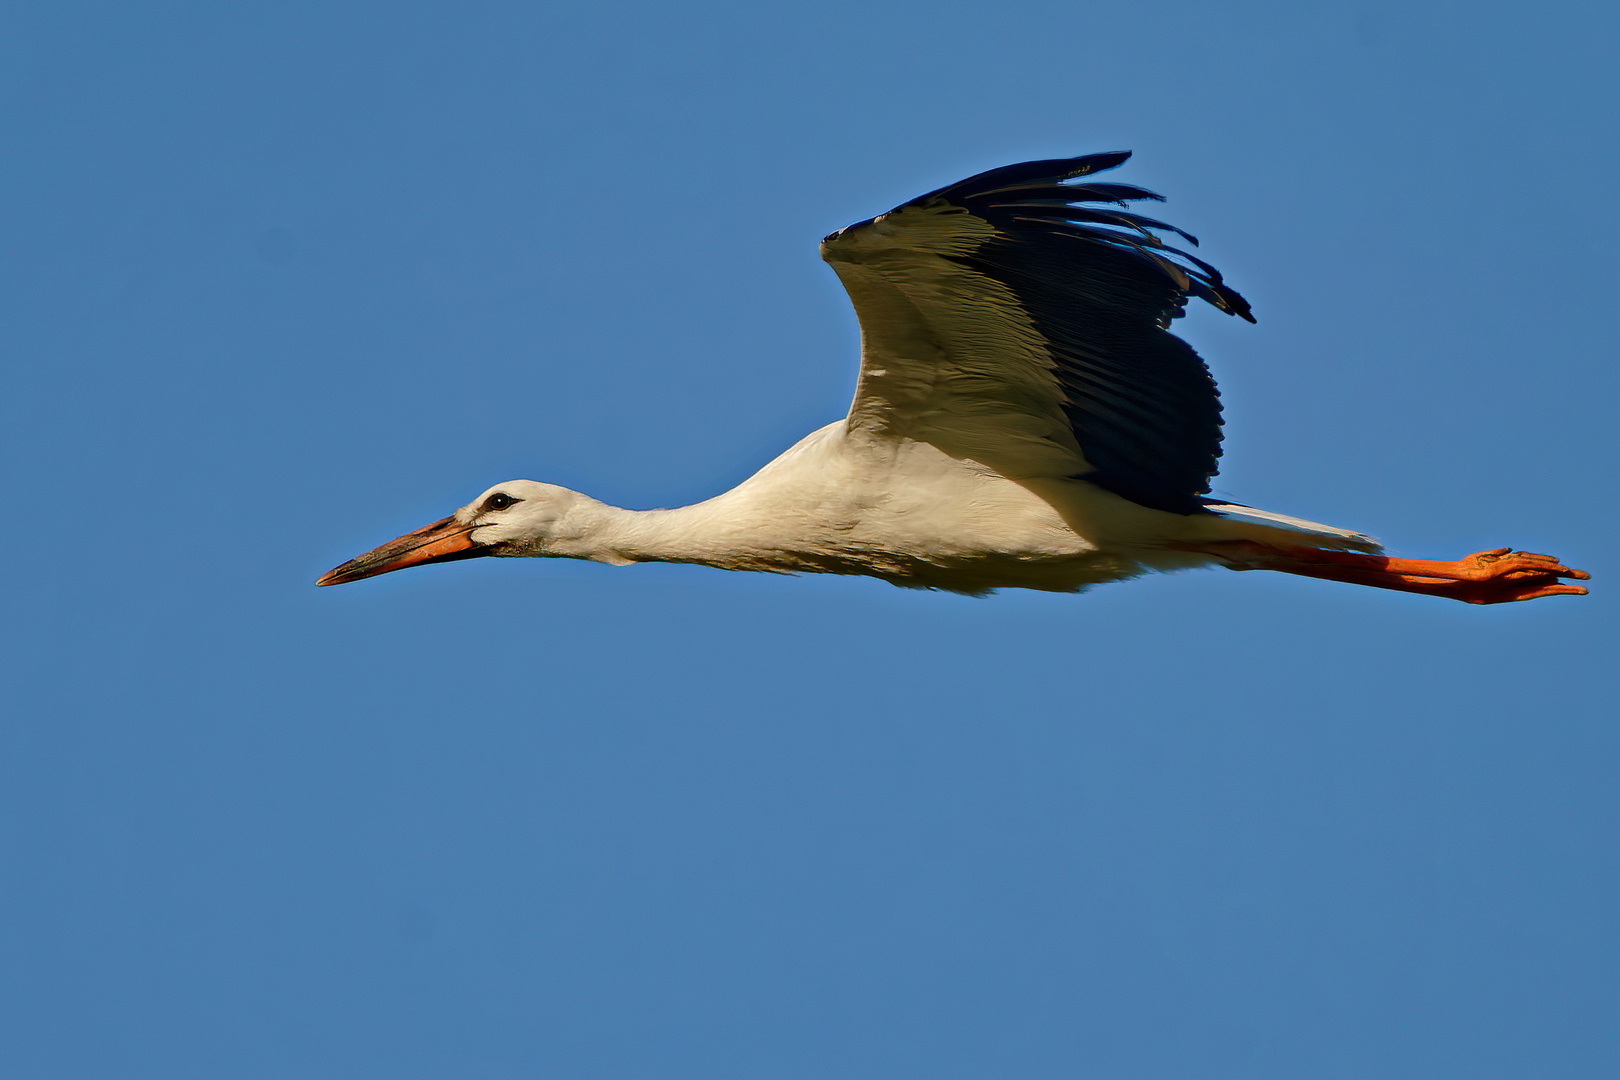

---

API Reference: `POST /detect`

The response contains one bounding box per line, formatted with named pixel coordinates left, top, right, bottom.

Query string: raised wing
left=820, top=152, right=1252, bottom=515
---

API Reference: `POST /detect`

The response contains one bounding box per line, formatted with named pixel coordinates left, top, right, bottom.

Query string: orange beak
left=316, top=516, right=490, bottom=586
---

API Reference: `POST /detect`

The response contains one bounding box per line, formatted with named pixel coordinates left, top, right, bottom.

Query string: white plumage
left=319, top=153, right=1587, bottom=605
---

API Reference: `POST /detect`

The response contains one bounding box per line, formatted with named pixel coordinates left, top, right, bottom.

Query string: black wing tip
left=1057, top=150, right=1133, bottom=178
left=923, top=152, right=1134, bottom=204
left=857, top=151, right=1257, bottom=323
left=977, top=155, right=1257, bottom=324
left=1193, top=278, right=1256, bottom=322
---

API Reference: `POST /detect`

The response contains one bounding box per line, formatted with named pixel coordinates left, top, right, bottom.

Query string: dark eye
left=483, top=492, right=518, bottom=512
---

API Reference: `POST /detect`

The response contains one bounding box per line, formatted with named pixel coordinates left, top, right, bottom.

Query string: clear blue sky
left=4, top=2, right=1617, bottom=1077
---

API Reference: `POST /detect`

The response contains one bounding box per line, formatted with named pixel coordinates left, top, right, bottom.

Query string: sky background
left=4, top=2, right=1618, bottom=1077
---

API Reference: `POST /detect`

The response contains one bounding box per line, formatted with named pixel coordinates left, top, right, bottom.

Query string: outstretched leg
left=1188, top=543, right=1590, bottom=604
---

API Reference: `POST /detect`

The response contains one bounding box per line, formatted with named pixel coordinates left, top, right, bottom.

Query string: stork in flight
left=318, top=153, right=1588, bottom=604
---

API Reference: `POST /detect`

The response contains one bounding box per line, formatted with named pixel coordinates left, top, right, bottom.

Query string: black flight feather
left=922, top=152, right=1135, bottom=203
left=913, top=152, right=1252, bottom=514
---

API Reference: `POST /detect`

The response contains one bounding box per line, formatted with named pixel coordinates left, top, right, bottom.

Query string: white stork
left=318, top=153, right=1588, bottom=604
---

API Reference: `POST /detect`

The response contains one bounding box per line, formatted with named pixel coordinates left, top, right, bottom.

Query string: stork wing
left=820, top=152, right=1253, bottom=515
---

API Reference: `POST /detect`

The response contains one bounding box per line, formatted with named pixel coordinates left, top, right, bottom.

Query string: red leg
left=1189, top=542, right=1590, bottom=604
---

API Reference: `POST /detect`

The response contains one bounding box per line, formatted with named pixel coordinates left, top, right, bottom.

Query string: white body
left=472, top=422, right=1375, bottom=596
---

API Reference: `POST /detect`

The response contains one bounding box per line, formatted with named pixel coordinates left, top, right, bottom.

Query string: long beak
left=316, top=516, right=490, bottom=586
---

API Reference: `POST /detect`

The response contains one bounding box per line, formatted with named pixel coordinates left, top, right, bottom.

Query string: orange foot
left=1394, top=548, right=1592, bottom=604
left=1198, top=543, right=1591, bottom=605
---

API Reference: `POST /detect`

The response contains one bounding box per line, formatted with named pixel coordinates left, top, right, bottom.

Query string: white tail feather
left=1204, top=503, right=1382, bottom=553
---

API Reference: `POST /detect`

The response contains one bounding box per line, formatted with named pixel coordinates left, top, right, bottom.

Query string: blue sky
left=4, top=2, right=1617, bottom=1077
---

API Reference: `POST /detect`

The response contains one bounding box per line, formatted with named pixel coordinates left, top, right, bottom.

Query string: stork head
left=315, top=480, right=590, bottom=586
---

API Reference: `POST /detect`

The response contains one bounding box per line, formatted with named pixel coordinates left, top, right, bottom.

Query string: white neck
left=540, top=493, right=825, bottom=572
left=517, top=422, right=860, bottom=572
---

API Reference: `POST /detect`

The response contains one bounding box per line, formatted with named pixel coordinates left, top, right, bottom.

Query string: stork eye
left=483, top=492, right=518, bottom=512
